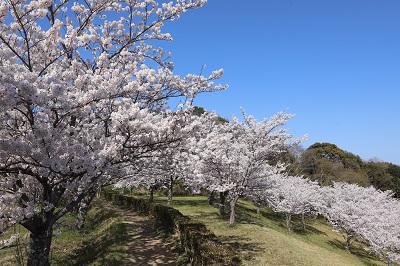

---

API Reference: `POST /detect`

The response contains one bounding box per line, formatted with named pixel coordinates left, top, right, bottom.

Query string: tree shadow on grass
left=327, top=239, right=381, bottom=266
left=218, top=235, right=266, bottom=261
left=302, top=224, right=328, bottom=235
left=171, top=198, right=209, bottom=208
left=54, top=221, right=128, bottom=266
left=291, top=223, right=328, bottom=236
left=86, top=209, right=118, bottom=230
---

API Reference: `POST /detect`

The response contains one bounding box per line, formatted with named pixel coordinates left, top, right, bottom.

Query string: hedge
left=102, top=191, right=241, bottom=266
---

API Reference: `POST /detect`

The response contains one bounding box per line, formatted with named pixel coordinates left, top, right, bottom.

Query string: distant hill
left=296, top=142, right=400, bottom=197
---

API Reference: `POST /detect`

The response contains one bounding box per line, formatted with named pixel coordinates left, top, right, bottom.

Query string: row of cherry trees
left=0, top=1, right=399, bottom=266
left=247, top=175, right=400, bottom=265
left=113, top=106, right=400, bottom=265
left=114, top=108, right=307, bottom=222
left=0, top=1, right=226, bottom=265
left=109, top=98, right=400, bottom=265
left=112, top=108, right=400, bottom=265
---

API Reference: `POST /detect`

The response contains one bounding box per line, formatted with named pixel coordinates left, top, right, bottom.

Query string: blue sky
left=162, top=0, right=400, bottom=165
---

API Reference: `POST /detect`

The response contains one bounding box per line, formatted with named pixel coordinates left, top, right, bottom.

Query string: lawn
left=0, top=195, right=386, bottom=266
left=154, top=195, right=384, bottom=266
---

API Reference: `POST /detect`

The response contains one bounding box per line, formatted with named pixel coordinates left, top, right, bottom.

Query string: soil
left=101, top=200, right=178, bottom=266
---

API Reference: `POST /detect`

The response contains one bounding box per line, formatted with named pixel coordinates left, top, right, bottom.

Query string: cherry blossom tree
left=114, top=109, right=218, bottom=204
left=244, top=165, right=286, bottom=216
left=114, top=133, right=192, bottom=205
left=113, top=166, right=164, bottom=202
left=340, top=187, right=400, bottom=265
left=0, top=1, right=226, bottom=264
left=262, top=174, right=322, bottom=231
left=194, top=108, right=307, bottom=225
left=361, top=199, right=400, bottom=265
left=319, top=182, right=397, bottom=252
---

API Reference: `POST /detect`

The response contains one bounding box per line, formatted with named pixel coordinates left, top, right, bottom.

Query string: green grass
left=154, top=195, right=385, bottom=266
left=0, top=200, right=130, bottom=266
left=0, top=195, right=387, bottom=266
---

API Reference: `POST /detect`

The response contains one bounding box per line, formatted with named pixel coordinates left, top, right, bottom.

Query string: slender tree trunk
left=207, top=191, right=215, bottom=206
left=149, top=186, right=154, bottom=202
left=27, top=228, right=53, bottom=266
left=285, top=213, right=292, bottom=232
left=345, top=234, right=353, bottom=252
left=256, top=202, right=261, bottom=216
left=75, top=191, right=96, bottom=232
left=96, top=186, right=102, bottom=198
left=167, top=176, right=173, bottom=205
left=219, top=191, right=226, bottom=216
left=167, top=186, right=172, bottom=205
left=301, top=212, right=306, bottom=231
left=229, top=195, right=239, bottom=226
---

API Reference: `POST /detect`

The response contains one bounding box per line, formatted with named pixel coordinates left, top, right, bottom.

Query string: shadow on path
left=102, top=201, right=178, bottom=266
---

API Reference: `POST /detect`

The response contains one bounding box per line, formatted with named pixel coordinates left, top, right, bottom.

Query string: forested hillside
left=286, top=142, right=400, bottom=197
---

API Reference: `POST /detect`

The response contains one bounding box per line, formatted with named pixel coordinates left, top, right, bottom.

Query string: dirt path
left=101, top=200, right=178, bottom=266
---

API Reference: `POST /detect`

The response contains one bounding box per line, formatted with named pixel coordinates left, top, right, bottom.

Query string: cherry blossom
left=193, top=108, right=307, bottom=225
left=319, top=182, right=399, bottom=257
left=0, top=1, right=225, bottom=264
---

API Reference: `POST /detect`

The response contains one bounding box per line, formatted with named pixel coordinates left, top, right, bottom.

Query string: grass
left=0, top=194, right=387, bottom=266
left=154, top=195, right=385, bottom=266
left=0, top=199, right=130, bottom=266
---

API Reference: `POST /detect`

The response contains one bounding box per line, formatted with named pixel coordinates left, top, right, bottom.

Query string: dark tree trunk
left=219, top=191, right=227, bottom=216
left=149, top=187, right=154, bottom=202
left=27, top=228, right=53, bottom=266
left=21, top=182, right=94, bottom=266
left=149, top=186, right=154, bottom=202
left=75, top=191, right=96, bottom=232
left=229, top=195, right=239, bottom=226
left=345, top=234, right=353, bottom=252
left=207, top=191, right=215, bottom=206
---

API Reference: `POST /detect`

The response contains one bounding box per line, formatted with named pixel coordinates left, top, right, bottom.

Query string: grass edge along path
left=102, top=191, right=242, bottom=265
left=0, top=198, right=178, bottom=266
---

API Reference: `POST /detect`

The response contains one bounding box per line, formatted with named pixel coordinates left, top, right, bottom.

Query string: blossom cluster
left=0, top=0, right=224, bottom=258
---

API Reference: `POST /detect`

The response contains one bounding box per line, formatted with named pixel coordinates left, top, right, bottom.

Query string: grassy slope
left=0, top=195, right=386, bottom=266
left=155, top=195, right=384, bottom=266
left=0, top=200, right=129, bottom=266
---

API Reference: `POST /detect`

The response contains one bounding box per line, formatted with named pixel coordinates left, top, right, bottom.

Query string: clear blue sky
left=162, top=0, right=400, bottom=165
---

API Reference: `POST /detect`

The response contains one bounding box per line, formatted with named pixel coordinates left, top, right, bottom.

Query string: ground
left=101, top=200, right=178, bottom=266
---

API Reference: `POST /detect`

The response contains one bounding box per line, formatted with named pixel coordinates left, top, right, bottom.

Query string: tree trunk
left=207, top=191, right=215, bottom=206
left=96, top=186, right=102, bottom=198
left=27, top=228, right=53, bottom=266
left=345, top=234, right=353, bottom=252
left=149, top=186, right=154, bottom=203
left=229, top=195, right=239, bottom=226
left=256, top=202, right=261, bottom=216
left=75, top=191, right=96, bottom=232
left=301, top=212, right=306, bottom=231
left=167, top=176, right=173, bottom=205
left=285, top=213, right=292, bottom=232
left=219, top=191, right=226, bottom=216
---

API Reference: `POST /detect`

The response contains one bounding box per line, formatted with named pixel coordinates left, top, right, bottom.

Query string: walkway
left=101, top=200, right=178, bottom=266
